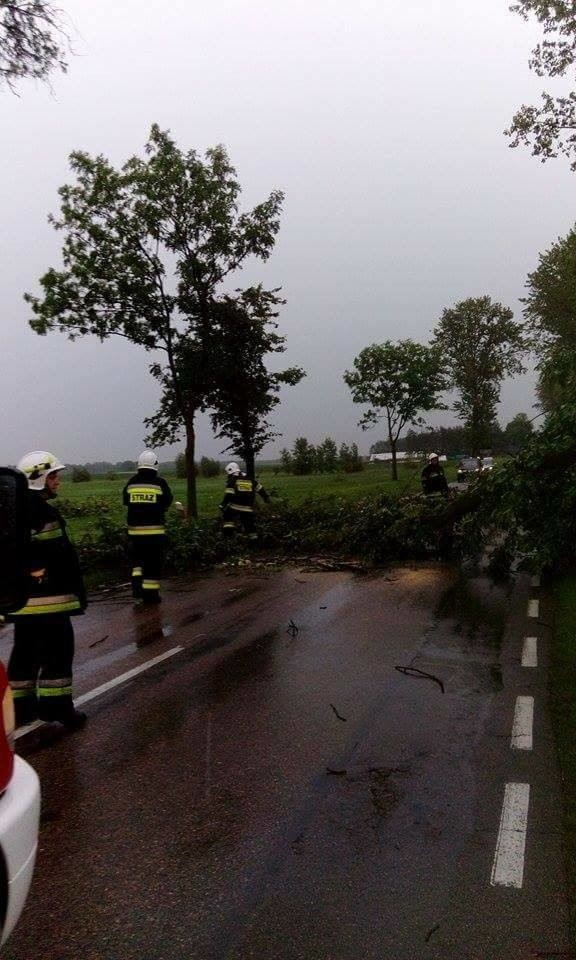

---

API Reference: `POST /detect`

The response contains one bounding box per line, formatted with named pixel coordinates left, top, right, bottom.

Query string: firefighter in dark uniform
left=7, top=451, right=87, bottom=729
left=421, top=452, right=449, bottom=498
left=220, top=462, right=270, bottom=543
left=123, top=450, right=173, bottom=604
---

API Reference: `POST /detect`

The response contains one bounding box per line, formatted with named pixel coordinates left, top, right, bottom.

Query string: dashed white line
left=15, top=645, right=184, bottom=740
left=491, top=782, right=530, bottom=888
left=511, top=695, right=534, bottom=750
left=528, top=598, right=539, bottom=619
left=521, top=637, right=538, bottom=668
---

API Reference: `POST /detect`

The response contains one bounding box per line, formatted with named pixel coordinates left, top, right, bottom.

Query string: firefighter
left=421, top=452, right=449, bottom=498
left=220, top=462, right=270, bottom=543
left=123, top=450, right=173, bottom=604
left=7, top=451, right=87, bottom=729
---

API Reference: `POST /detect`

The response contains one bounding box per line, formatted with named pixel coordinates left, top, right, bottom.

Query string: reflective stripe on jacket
left=220, top=475, right=269, bottom=514
left=7, top=491, right=86, bottom=620
left=123, top=469, right=173, bottom=532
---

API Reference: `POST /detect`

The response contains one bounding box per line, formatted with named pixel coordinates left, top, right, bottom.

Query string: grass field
left=59, top=461, right=458, bottom=538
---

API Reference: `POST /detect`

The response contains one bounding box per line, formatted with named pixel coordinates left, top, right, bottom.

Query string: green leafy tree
left=339, top=442, right=363, bottom=473
left=291, top=438, right=316, bottom=476
left=0, top=0, right=68, bottom=89
left=175, top=452, right=187, bottom=479
left=279, top=448, right=293, bottom=473
left=433, top=297, right=528, bottom=455
left=25, top=125, right=284, bottom=517
left=522, top=226, right=576, bottom=409
left=318, top=437, right=339, bottom=473
left=204, top=293, right=304, bottom=480
left=344, top=340, right=447, bottom=479
left=199, top=457, right=220, bottom=478
left=71, top=465, right=91, bottom=483
left=506, top=1, right=576, bottom=169
left=504, top=413, right=534, bottom=452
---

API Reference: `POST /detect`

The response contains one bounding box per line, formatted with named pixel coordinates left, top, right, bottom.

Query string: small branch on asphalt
left=88, top=634, right=109, bottom=648
left=329, top=703, right=348, bottom=722
left=425, top=924, right=440, bottom=943
left=395, top=665, right=445, bottom=694
left=326, top=767, right=347, bottom=775
left=287, top=619, right=299, bottom=638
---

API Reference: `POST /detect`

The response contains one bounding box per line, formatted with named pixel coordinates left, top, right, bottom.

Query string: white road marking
left=511, top=696, right=534, bottom=750
left=491, top=782, right=530, bottom=889
left=15, top=646, right=184, bottom=740
left=521, top=637, right=538, bottom=668
left=528, top=598, right=539, bottom=619
left=530, top=575, right=541, bottom=588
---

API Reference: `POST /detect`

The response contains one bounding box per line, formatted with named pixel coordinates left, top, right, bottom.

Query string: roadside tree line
left=344, top=298, right=528, bottom=479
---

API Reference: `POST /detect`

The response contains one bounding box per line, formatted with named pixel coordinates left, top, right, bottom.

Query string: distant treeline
left=279, top=438, right=363, bottom=475
left=369, top=415, right=534, bottom=457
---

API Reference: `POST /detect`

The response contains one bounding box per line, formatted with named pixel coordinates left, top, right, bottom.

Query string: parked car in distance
left=480, top=456, right=495, bottom=472
left=456, top=457, right=480, bottom=483
left=0, top=663, right=40, bottom=946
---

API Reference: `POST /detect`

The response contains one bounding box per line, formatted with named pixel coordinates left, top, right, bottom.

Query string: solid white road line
left=528, top=598, right=539, bottom=619
left=530, top=575, right=541, bottom=588
left=491, top=782, right=530, bottom=889
left=521, top=637, right=538, bottom=668
left=511, top=696, right=534, bottom=751
left=15, top=646, right=184, bottom=740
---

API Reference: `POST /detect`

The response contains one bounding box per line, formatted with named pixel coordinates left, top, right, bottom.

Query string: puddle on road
left=415, top=569, right=511, bottom=696
left=221, top=584, right=261, bottom=607
left=433, top=571, right=509, bottom=650
left=204, top=630, right=278, bottom=705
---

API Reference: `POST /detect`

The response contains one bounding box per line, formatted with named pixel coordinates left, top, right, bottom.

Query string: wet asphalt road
left=0, top=562, right=570, bottom=960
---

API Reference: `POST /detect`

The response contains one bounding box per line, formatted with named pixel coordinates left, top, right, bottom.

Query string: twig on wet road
left=287, top=619, right=299, bottom=638
left=88, top=634, right=109, bottom=648
left=329, top=703, right=348, bottom=722
left=425, top=924, right=440, bottom=943
left=395, top=665, right=445, bottom=694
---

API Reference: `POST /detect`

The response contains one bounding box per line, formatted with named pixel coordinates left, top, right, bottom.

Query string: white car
left=0, top=664, right=40, bottom=945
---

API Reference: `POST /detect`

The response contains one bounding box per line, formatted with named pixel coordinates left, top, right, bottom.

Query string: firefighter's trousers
left=222, top=508, right=258, bottom=542
left=129, top=533, right=165, bottom=602
left=8, top=613, right=75, bottom=726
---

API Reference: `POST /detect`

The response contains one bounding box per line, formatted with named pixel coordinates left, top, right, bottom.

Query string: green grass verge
left=551, top=572, right=576, bottom=940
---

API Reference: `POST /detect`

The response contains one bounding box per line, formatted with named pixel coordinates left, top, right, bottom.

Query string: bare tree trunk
left=388, top=419, right=398, bottom=480
left=184, top=414, right=197, bottom=519
left=244, top=449, right=255, bottom=481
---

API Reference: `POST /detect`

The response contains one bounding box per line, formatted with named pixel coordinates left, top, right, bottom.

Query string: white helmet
left=138, top=449, right=159, bottom=470
left=225, top=462, right=241, bottom=476
left=427, top=452, right=439, bottom=462
left=17, top=450, right=66, bottom=490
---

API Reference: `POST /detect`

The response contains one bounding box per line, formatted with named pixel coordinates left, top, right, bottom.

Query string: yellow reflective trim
left=127, top=527, right=165, bottom=536
left=11, top=596, right=81, bottom=616
left=12, top=690, right=34, bottom=699
left=142, top=580, right=160, bottom=591
left=33, top=527, right=64, bottom=541
left=229, top=504, right=253, bottom=513
left=132, top=567, right=143, bottom=577
left=127, top=485, right=163, bottom=495
left=224, top=487, right=235, bottom=494
left=236, top=481, right=253, bottom=492
left=38, top=686, right=73, bottom=697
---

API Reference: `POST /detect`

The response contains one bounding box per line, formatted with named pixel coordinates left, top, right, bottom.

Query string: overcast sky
left=1, top=0, right=574, bottom=464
